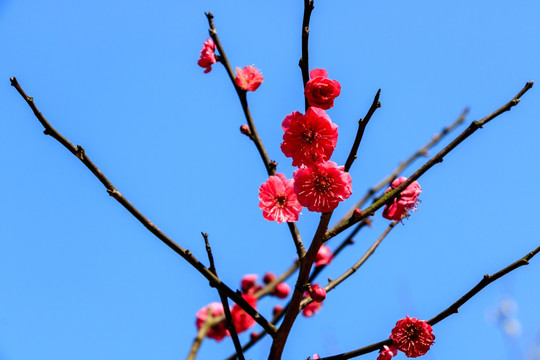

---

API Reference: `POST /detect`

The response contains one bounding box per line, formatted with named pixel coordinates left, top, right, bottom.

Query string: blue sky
left=1, top=1, right=539, bottom=359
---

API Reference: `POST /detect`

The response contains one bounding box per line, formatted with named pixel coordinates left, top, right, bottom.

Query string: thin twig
left=299, top=0, right=315, bottom=111
left=10, top=77, right=277, bottom=337
left=202, top=233, right=245, bottom=360
left=341, top=108, right=468, bottom=222
left=325, top=81, right=533, bottom=241
left=344, top=89, right=381, bottom=172
left=205, top=12, right=306, bottom=259
left=302, top=221, right=397, bottom=310
left=187, top=307, right=214, bottom=360
left=318, top=244, right=540, bottom=360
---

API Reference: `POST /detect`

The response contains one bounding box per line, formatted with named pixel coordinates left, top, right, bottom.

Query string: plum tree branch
left=325, top=81, right=533, bottom=241
left=299, top=0, right=315, bottom=111
left=202, top=233, right=245, bottom=360
left=10, top=76, right=277, bottom=337
left=318, top=244, right=540, bottom=360
left=205, top=11, right=306, bottom=259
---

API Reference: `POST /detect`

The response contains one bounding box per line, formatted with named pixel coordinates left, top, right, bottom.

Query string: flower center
left=302, top=128, right=316, bottom=143
left=275, top=195, right=288, bottom=207
left=314, top=176, right=330, bottom=192
left=405, top=325, right=420, bottom=341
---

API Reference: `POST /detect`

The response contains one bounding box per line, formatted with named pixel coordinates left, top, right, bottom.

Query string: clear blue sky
left=1, top=1, right=539, bottom=359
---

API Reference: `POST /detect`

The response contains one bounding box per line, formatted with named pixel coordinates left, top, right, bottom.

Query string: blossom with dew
left=382, top=177, right=422, bottom=221
left=195, top=302, right=229, bottom=341
left=241, top=274, right=258, bottom=294
left=281, top=107, right=338, bottom=167
left=390, top=316, right=435, bottom=357
left=198, top=39, right=217, bottom=73
left=235, top=66, right=264, bottom=91
left=258, top=173, right=302, bottom=223
left=304, top=68, right=341, bottom=110
left=377, top=345, right=398, bottom=360
left=308, top=284, right=326, bottom=303
left=293, top=161, right=352, bottom=213
left=231, top=293, right=258, bottom=333
left=315, top=244, right=333, bottom=267
left=273, top=282, right=291, bottom=299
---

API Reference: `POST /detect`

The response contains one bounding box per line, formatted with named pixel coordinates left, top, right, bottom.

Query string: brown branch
left=317, top=244, right=540, bottom=360
left=10, top=76, right=277, bottom=337
left=202, top=233, right=245, bottom=360
left=299, top=0, right=314, bottom=111
left=187, top=307, right=214, bottom=360
left=342, top=108, right=468, bottom=222
left=205, top=12, right=306, bottom=259
left=344, top=89, right=381, bottom=172
left=301, top=221, right=397, bottom=310
left=325, top=81, right=533, bottom=241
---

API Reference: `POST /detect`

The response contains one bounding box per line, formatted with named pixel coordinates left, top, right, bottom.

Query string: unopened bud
left=273, top=282, right=291, bottom=299
left=273, top=305, right=284, bottom=317
left=240, top=274, right=258, bottom=293
left=263, top=272, right=276, bottom=284
left=353, top=208, right=362, bottom=218
left=250, top=332, right=259, bottom=341
left=308, top=284, right=326, bottom=303
left=240, top=124, right=251, bottom=136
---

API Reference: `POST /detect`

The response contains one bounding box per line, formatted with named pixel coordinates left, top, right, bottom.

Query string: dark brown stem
left=188, top=307, right=214, bottom=360
left=302, top=221, right=397, bottom=310
left=299, top=0, right=314, bottom=111
left=317, top=244, right=540, bottom=360
left=269, top=212, right=332, bottom=359
left=344, top=89, right=381, bottom=172
left=10, top=76, right=277, bottom=337
left=205, top=12, right=306, bottom=259
left=202, top=233, right=245, bottom=360
left=325, top=81, right=533, bottom=241
left=341, top=108, right=468, bottom=222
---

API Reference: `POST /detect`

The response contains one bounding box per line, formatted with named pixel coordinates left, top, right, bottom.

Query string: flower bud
left=273, top=305, right=284, bottom=317
left=240, top=274, right=258, bottom=293
left=273, top=282, right=291, bottom=299
left=240, top=124, right=251, bottom=136
left=308, top=284, right=326, bottom=303
left=263, top=272, right=276, bottom=284
left=353, top=208, right=362, bottom=218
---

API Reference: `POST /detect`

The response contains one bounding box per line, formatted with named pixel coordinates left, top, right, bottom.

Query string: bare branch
left=10, top=76, right=277, bottom=337
left=299, top=0, right=315, bottom=111
left=325, top=81, right=533, bottom=241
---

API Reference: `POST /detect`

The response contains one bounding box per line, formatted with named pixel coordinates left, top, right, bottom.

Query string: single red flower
left=315, top=244, right=333, bottom=267
left=382, top=177, right=422, bottom=220
left=197, top=39, right=217, bottom=73
left=195, top=302, right=229, bottom=341
left=377, top=345, right=398, bottom=360
left=258, top=174, right=302, bottom=223
left=293, top=161, right=352, bottom=213
left=281, top=107, right=338, bottom=167
left=304, top=68, right=341, bottom=110
left=390, top=316, right=435, bottom=357
left=231, top=293, right=258, bottom=333
left=235, top=65, right=263, bottom=91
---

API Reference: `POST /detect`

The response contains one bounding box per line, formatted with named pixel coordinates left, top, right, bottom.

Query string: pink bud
left=309, top=284, right=326, bottom=303
left=263, top=272, right=276, bottom=284
left=273, top=282, right=291, bottom=299
left=250, top=332, right=259, bottom=342
left=240, top=124, right=251, bottom=136
left=273, top=305, right=284, bottom=317
left=312, top=355, right=321, bottom=360
left=353, top=208, right=362, bottom=218
left=240, top=274, right=258, bottom=293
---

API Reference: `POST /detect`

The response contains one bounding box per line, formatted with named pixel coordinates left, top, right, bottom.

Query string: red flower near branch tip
left=390, top=316, right=435, bottom=357
left=382, top=177, right=422, bottom=221
left=258, top=174, right=302, bottom=223
left=281, top=107, right=338, bottom=167
left=293, top=161, right=352, bottom=213
left=197, top=39, right=217, bottom=73
left=235, top=66, right=264, bottom=91
left=304, top=68, right=341, bottom=110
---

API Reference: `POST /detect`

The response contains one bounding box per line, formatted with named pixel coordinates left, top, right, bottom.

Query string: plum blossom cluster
left=195, top=273, right=291, bottom=341
left=259, top=69, right=352, bottom=222
left=377, top=316, right=435, bottom=359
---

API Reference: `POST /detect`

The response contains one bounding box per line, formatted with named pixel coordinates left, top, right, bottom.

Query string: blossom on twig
left=258, top=174, right=302, bottom=223
left=197, top=39, right=217, bottom=73
left=382, top=177, right=422, bottom=221
left=235, top=65, right=264, bottom=91
left=390, top=316, right=435, bottom=357
left=195, top=302, right=229, bottom=341
left=304, top=68, right=341, bottom=110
